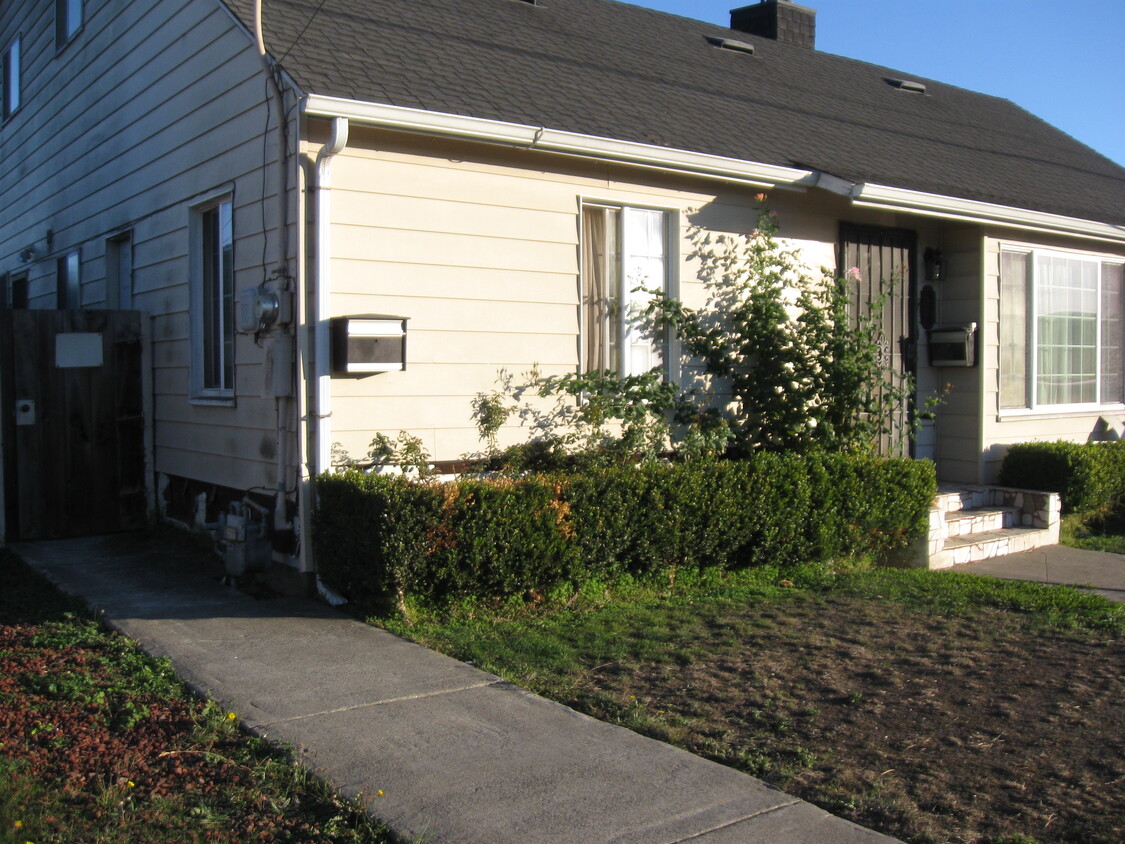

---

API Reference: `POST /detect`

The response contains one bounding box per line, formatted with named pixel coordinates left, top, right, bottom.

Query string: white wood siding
left=0, top=0, right=295, bottom=493
left=316, top=131, right=922, bottom=464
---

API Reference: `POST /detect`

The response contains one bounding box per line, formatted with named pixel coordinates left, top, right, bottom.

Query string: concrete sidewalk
left=12, top=533, right=895, bottom=844
left=952, top=544, right=1125, bottom=603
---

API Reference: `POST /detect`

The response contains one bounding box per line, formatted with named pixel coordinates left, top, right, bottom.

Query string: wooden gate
left=838, top=224, right=917, bottom=457
left=0, top=310, right=146, bottom=540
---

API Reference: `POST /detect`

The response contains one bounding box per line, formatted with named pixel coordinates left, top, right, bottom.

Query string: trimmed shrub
left=998, top=441, right=1125, bottom=515
left=313, top=455, right=936, bottom=611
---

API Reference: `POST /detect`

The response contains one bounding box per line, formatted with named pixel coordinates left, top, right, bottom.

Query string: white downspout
left=314, top=117, right=350, bottom=476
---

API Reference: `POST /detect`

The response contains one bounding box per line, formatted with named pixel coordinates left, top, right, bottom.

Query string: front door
left=0, top=310, right=147, bottom=540
left=838, top=223, right=917, bottom=457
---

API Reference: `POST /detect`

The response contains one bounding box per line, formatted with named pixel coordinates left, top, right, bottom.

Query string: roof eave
left=302, top=96, right=1125, bottom=245
left=849, top=183, right=1125, bottom=246
left=302, top=95, right=813, bottom=189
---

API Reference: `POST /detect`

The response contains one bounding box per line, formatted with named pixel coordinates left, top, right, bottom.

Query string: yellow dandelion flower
left=227, top=712, right=237, bottom=721
left=127, top=781, right=135, bottom=788
left=377, top=790, right=384, bottom=797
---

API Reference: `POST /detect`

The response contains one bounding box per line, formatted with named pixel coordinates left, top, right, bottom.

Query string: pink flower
left=755, top=192, right=767, bottom=203
left=845, top=266, right=862, bottom=281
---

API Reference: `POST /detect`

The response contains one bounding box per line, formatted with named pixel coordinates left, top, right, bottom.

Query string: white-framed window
left=580, top=203, right=675, bottom=377
left=190, top=195, right=235, bottom=400
left=1000, top=247, right=1124, bottom=410
left=106, top=230, right=133, bottom=309
left=2, top=35, right=19, bottom=119
left=55, top=0, right=83, bottom=48
left=56, top=249, right=80, bottom=308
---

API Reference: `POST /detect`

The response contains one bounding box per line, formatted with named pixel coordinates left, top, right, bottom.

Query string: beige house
left=1, top=0, right=1123, bottom=572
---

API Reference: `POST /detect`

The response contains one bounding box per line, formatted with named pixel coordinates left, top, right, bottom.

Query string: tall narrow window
left=56, top=0, right=82, bottom=48
left=1102, top=263, right=1124, bottom=405
left=106, top=231, right=133, bottom=309
left=2, top=35, right=18, bottom=119
left=581, top=205, right=671, bottom=377
left=999, top=251, right=1030, bottom=409
left=57, top=250, right=80, bottom=308
left=192, top=197, right=234, bottom=398
left=1000, top=248, right=1125, bottom=410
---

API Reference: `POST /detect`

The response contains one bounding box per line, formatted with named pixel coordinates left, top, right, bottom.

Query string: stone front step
left=944, top=506, right=1019, bottom=537
left=912, top=484, right=1062, bottom=570
left=929, top=527, right=1056, bottom=569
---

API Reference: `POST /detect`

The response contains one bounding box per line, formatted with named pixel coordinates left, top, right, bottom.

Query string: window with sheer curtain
left=581, top=205, right=671, bottom=377
left=1000, top=249, right=1124, bottom=410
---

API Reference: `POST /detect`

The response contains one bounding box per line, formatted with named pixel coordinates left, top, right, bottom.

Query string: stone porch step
left=934, top=489, right=985, bottom=514
left=929, top=527, right=1055, bottom=569
left=943, top=506, right=1020, bottom=537
left=915, top=484, right=1062, bottom=570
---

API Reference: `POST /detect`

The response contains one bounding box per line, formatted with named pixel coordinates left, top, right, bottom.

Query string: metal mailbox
left=928, top=323, right=977, bottom=367
left=331, top=316, right=408, bottom=374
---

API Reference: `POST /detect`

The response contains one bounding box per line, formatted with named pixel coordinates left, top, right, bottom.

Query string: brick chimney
left=730, top=1, right=817, bottom=49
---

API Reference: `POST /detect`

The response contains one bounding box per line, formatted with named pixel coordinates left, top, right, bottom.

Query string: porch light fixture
left=924, top=247, right=944, bottom=281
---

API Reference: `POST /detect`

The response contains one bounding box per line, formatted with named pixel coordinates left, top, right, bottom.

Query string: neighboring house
left=1, top=0, right=1123, bottom=572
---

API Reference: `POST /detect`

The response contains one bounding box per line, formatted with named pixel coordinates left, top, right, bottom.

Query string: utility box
left=929, top=323, right=977, bottom=367
left=331, top=316, right=408, bottom=374
left=219, top=504, right=272, bottom=578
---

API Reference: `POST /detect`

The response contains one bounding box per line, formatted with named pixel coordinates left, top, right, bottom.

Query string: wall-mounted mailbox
left=331, top=316, right=408, bottom=374
left=929, top=323, right=977, bottom=367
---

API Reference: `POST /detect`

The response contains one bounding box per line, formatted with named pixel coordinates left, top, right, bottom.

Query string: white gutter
left=302, top=97, right=1125, bottom=245
left=302, top=95, right=813, bottom=189
left=850, top=183, right=1125, bottom=245
left=314, top=117, right=350, bottom=475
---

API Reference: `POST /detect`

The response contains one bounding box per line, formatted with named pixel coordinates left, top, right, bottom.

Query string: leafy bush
left=998, top=441, right=1125, bottom=515
left=313, top=455, right=935, bottom=612
left=468, top=200, right=929, bottom=469
left=647, top=206, right=910, bottom=454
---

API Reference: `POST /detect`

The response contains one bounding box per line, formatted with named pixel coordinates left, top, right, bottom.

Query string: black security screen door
left=838, top=223, right=917, bottom=457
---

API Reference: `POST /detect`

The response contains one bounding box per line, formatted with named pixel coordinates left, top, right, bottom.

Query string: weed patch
left=379, top=563, right=1125, bottom=843
left=0, top=550, right=393, bottom=844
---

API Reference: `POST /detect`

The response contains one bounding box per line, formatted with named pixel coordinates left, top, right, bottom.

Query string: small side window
left=7, top=272, right=29, bottom=308
left=190, top=196, right=235, bottom=400
left=55, top=0, right=83, bottom=49
left=57, top=250, right=80, bottom=308
left=2, top=35, right=19, bottom=119
left=106, top=231, right=133, bottom=309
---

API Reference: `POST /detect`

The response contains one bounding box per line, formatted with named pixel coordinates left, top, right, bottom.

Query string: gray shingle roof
left=228, top=0, right=1125, bottom=225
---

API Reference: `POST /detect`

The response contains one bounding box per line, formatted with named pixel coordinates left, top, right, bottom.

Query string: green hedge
left=998, top=440, right=1125, bottom=515
left=313, top=455, right=936, bottom=610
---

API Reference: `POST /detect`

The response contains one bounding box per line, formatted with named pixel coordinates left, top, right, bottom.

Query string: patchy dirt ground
left=0, top=543, right=392, bottom=844
left=572, top=594, right=1125, bottom=844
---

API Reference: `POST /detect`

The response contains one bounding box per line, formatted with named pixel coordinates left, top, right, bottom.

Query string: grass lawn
left=0, top=549, right=394, bottom=844
left=378, top=563, right=1125, bottom=844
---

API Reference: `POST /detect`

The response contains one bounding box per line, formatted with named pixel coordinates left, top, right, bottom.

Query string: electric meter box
left=929, top=323, right=977, bottom=367
left=331, top=316, right=408, bottom=374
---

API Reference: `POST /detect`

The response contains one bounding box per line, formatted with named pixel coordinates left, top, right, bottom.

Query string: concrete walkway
left=12, top=533, right=896, bottom=844
left=952, top=544, right=1125, bottom=603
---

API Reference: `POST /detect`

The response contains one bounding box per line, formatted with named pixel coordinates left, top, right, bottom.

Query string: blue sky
left=633, top=0, right=1125, bottom=167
